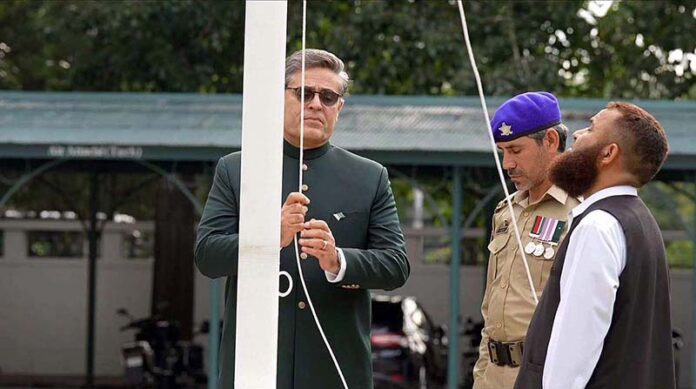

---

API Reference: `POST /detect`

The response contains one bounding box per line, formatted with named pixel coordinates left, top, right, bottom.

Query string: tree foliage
left=0, top=0, right=245, bottom=92
left=0, top=0, right=693, bottom=98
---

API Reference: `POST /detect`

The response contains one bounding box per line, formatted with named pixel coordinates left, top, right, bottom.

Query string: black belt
left=487, top=339, right=524, bottom=367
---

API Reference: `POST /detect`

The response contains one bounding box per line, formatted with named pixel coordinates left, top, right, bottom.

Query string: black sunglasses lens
left=301, top=89, right=315, bottom=101
left=291, top=88, right=340, bottom=106
left=319, top=91, right=340, bottom=106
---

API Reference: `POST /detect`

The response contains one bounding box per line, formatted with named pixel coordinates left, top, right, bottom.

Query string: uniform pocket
left=487, top=233, right=511, bottom=280
left=535, top=243, right=560, bottom=290
left=487, top=233, right=511, bottom=255
left=531, top=256, right=546, bottom=292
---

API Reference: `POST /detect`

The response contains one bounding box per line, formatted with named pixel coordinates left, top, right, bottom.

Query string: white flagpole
left=235, top=1, right=287, bottom=388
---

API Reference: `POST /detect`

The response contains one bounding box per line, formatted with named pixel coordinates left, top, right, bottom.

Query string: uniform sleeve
left=194, top=157, right=240, bottom=279
left=474, top=253, right=495, bottom=388
left=542, top=210, right=626, bottom=389
left=339, top=167, right=410, bottom=290
left=473, top=225, right=497, bottom=386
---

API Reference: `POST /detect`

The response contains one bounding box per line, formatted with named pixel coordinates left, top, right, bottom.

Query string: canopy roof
left=1, top=91, right=694, bottom=168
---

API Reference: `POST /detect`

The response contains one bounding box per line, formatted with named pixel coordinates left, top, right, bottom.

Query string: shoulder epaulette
left=494, top=192, right=518, bottom=213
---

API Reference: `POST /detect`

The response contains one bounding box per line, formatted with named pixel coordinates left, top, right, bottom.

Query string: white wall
left=0, top=220, right=153, bottom=376
left=0, top=218, right=224, bottom=377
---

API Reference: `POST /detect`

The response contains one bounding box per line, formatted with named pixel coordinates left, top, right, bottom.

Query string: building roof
left=0, top=91, right=694, bottom=168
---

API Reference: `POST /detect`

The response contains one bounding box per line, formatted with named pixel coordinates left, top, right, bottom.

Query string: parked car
left=371, top=295, right=448, bottom=389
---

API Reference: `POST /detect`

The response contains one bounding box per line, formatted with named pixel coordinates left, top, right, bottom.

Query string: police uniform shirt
left=473, top=185, right=580, bottom=389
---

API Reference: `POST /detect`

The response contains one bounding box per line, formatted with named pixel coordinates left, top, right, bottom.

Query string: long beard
left=549, top=144, right=604, bottom=198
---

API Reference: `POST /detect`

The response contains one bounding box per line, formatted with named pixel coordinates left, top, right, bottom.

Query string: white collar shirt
left=543, top=185, right=637, bottom=388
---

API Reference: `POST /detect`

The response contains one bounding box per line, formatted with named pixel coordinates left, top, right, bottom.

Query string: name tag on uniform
left=495, top=219, right=509, bottom=235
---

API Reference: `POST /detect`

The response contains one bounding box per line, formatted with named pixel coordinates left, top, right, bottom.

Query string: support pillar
left=448, top=167, right=463, bottom=389
left=691, top=173, right=696, bottom=389
left=85, top=171, right=99, bottom=387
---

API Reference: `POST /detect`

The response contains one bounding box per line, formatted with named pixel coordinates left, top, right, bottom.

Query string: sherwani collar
left=283, top=140, right=332, bottom=160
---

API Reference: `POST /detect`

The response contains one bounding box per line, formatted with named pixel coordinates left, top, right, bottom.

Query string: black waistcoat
left=515, top=195, right=675, bottom=389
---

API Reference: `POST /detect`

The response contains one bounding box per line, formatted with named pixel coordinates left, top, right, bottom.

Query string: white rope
left=456, top=0, right=538, bottom=304
left=291, top=1, right=350, bottom=387
left=278, top=271, right=293, bottom=298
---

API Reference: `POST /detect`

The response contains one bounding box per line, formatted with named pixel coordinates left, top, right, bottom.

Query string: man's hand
left=299, top=219, right=339, bottom=274
left=280, top=192, right=310, bottom=248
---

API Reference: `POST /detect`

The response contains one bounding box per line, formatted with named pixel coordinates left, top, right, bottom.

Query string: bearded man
left=514, top=102, right=675, bottom=389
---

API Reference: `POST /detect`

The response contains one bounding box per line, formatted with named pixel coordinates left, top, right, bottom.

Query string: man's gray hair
left=527, top=124, right=569, bottom=152
left=285, top=49, right=351, bottom=94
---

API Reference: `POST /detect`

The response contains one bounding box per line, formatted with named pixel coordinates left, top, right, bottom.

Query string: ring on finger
left=322, top=240, right=328, bottom=250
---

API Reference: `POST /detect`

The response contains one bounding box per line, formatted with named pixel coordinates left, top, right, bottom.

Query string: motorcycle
left=118, top=308, right=207, bottom=388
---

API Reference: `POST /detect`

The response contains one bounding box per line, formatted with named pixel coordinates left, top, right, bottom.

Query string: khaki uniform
left=473, top=185, right=579, bottom=389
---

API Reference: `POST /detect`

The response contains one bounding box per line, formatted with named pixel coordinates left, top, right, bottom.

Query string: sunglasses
left=286, top=87, right=343, bottom=107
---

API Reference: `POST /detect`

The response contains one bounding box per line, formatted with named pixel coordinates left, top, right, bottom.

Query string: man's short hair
left=527, top=124, right=568, bottom=152
left=607, top=102, right=669, bottom=187
left=285, top=49, right=351, bottom=94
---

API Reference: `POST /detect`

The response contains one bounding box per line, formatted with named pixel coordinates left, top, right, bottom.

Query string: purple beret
left=491, top=91, right=562, bottom=142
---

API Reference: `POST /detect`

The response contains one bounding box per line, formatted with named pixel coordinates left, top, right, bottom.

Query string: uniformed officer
left=195, top=49, right=409, bottom=389
left=473, top=92, right=580, bottom=389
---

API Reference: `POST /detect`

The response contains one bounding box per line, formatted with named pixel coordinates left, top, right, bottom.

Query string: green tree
left=0, top=0, right=693, bottom=98
left=0, top=0, right=246, bottom=92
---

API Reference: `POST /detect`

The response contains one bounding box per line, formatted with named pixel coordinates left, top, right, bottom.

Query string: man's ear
left=545, top=128, right=560, bottom=151
left=599, top=143, right=620, bottom=166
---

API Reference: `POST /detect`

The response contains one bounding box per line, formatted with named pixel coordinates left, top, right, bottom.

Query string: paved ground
left=0, top=375, right=126, bottom=388
left=0, top=375, right=210, bottom=388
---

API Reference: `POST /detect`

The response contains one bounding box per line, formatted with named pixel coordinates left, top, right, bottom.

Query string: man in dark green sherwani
left=195, top=48, right=410, bottom=389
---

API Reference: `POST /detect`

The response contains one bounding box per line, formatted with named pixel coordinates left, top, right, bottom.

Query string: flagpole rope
left=456, top=0, right=538, bottom=304
left=291, top=1, right=350, bottom=387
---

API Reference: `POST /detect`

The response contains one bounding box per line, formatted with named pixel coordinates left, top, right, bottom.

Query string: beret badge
left=498, top=122, right=513, bottom=137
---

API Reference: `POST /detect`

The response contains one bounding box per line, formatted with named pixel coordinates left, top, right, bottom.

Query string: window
left=27, top=231, right=84, bottom=258
left=122, top=229, right=154, bottom=259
